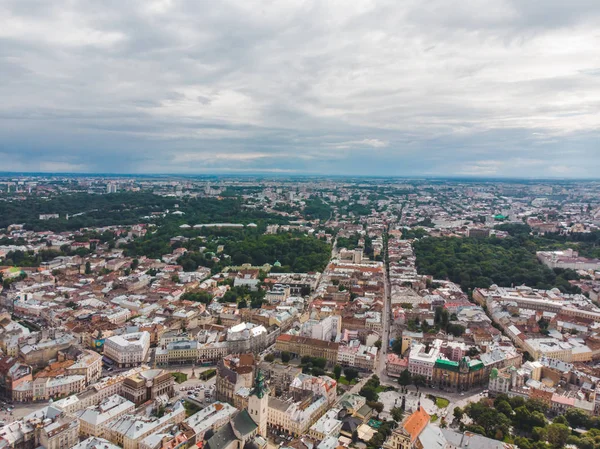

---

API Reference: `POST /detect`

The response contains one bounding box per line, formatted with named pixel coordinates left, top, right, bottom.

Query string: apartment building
left=184, top=402, right=239, bottom=444
left=216, top=354, right=255, bottom=405
left=104, top=332, right=150, bottom=368
left=268, top=395, right=329, bottom=437
left=155, top=341, right=199, bottom=366
left=74, top=394, right=135, bottom=438
left=337, top=341, right=378, bottom=370
left=407, top=341, right=441, bottom=381
left=121, top=369, right=174, bottom=406
left=101, top=402, right=185, bottom=449
left=0, top=405, right=79, bottom=449
left=275, top=335, right=339, bottom=364
left=309, top=409, right=342, bottom=441
left=258, top=362, right=302, bottom=395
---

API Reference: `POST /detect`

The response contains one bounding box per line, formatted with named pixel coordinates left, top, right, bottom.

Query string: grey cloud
left=0, top=0, right=599, bottom=176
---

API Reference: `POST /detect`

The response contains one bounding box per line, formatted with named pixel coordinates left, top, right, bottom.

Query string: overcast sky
left=1, top=0, right=599, bottom=177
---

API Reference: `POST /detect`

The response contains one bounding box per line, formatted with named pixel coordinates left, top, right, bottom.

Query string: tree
left=514, top=406, right=533, bottom=431
left=398, top=369, right=412, bottom=387
left=531, top=426, right=547, bottom=442
left=312, top=367, right=326, bottom=376
left=333, top=365, right=342, bottom=380
left=131, top=258, right=139, bottom=270
left=85, top=261, right=91, bottom=274
left=509, top=395, right=526, bottom=410
left=312, top=357, right=327, bottom=370
left=368, top=401, right=384, bottom=414
left=447, top=323, right=465, bottom=337
left=359, top=385, right=378, bottom=402
left=453, top=407, right=464, bottom=422
left=547, top=423, right=570, bottom=449
left=565, top=408, right=590, bottom=429
left=264, top=353, right=275, bottom=362
left=181, top=290, right=213, bottom=304
left=577, top=438, right=595, bottom=449
left=496, top=400, right=513, bottom=418
left=412, top=374, right=426, bottom=389
left=515, top=437, right=533, bottom=449
left=391, top=407, right=404, bottom=422
left=281, top=351, right=291, bottom=363
left=467, top=347, right=479, bottom=357
left=553, top=415, right=568, bottom=426
left=344, top=367, right=359, bottom=382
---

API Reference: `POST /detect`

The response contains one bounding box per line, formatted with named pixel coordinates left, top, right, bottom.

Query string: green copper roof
left=435, top=359, right=460, bottom=372
left=250, top=369, right=268, bottom=399
left=469, top=360, right=484, bottom=371
left=435, top=358, right=484, bottom=372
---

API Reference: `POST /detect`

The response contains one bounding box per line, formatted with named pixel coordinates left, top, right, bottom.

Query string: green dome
left=273, top=260, right=282, bottom=267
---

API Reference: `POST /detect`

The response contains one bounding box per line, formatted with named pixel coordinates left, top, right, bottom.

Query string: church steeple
left=248, top=369, right=269, bottom=438
left=250, top=370, right=268, bottom=399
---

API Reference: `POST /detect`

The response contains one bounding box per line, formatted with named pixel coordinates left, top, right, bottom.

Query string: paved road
left=7, top=402, right=46, bottom=421
left=377, top=229, right=391, bottom=377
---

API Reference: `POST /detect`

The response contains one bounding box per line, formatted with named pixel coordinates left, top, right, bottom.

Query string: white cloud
left=327, top=139, right=389, bottom=149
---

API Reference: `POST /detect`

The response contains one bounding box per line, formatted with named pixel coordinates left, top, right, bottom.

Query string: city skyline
left=1, top=0, right=600, bottom=177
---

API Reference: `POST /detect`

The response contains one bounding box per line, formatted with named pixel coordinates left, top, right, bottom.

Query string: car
left=460, top=392, right=465, bottom=396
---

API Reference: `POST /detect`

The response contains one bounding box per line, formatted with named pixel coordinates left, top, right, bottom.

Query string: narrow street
left=377, top=229, right=391, bottom=377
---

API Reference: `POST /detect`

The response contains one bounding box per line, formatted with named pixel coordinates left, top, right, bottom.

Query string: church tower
left=248, top=370, right=269, bottom=438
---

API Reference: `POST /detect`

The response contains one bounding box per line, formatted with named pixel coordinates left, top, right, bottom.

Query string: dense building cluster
left=1, top=176, right=600, bottom=449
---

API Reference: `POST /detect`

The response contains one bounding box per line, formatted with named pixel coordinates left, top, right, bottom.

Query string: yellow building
left=432, top=357, right=487, bottom=392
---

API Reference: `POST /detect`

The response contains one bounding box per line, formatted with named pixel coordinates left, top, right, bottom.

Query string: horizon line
left=0, top=171, right=599, bottom=182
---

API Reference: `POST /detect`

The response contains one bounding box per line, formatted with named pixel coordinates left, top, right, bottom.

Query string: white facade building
left=104, top=332, right=151, bottom=368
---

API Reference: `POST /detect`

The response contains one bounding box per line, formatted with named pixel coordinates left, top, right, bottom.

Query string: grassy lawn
left=337, top=376, right=358, bottom=385
left=430, top=414, right=439, bottom=423
left=199, top=368, right=217, bottom=380
left=436, top=397, right=450, bottom=408
left=171, top=372, right=188, bottom=384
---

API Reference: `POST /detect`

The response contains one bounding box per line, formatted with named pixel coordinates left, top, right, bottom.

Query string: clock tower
left=248, top=370, right=269, bottom=438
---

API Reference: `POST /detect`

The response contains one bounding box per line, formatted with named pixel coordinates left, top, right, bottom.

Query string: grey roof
left=340, top=417, right=361, bottom=433
left=206, top=423, right=237, bottom=449
left=356, top=404, right=373, bottom=416
left=418, top=424, right=447, bottom=449
left=441, top=429, right=516, bottom=449
left=205, top=410, right=257, bottom=449
left=232, top=409, right=258, bottom=436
